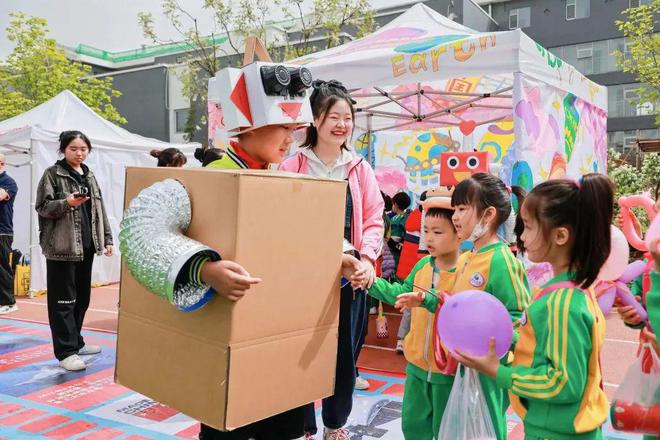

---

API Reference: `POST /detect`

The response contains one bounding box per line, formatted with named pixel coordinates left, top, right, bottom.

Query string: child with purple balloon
left=455, top=174, right=614, bottom=440
left=399, top=174, right=530, bottom=440
left=367, top=188, right=460, bottom=440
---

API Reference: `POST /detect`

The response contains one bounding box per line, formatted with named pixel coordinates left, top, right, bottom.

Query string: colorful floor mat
left=0, top=319, right=642, bottom=439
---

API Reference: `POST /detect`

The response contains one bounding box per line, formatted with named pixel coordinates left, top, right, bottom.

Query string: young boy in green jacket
left=368, top=190, right=460, bottom=439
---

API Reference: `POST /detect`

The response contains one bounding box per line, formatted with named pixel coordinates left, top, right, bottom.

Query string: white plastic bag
left=611, top=343, right=660, bottom=435
left=437, top=365, right=496, bottom=440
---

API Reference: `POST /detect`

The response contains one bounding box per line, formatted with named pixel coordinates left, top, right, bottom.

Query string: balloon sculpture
left=595, top=259, right=648, bottom=322
left=619, top=193, right=656, bottom=252
left=436, top=290, right=513, bottom=359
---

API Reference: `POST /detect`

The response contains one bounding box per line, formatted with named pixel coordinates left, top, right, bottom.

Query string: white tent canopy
left=292, top=3, right=607, bottom=197
left=0, top=90, right=200, bottom=292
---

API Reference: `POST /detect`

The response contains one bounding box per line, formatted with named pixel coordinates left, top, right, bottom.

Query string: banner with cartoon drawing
left=352, top=114, right=516, bottom=204
left=509, top=73, right=607, bottom=192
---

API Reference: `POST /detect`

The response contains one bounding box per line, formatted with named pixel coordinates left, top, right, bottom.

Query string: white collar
left=302, top=147, right=354, bottom=169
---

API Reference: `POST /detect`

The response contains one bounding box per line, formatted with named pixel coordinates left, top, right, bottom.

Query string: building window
left=567, top=0, right=590, bottom=20
left=630, top=0, right=651, bottom=8
left=608, top=83, right=659, bottom=118
left=509, top=7, right=530, bottom=29
left=175, top=109, right=189, bottom=133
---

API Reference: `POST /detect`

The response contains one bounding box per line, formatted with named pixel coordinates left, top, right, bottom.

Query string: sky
left=0, top=0, right=410, bottom=60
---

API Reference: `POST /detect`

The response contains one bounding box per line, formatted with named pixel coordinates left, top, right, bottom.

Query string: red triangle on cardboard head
left=279, top=102, right=302, bottom=120
left=230, top=74, right=253, bottom=125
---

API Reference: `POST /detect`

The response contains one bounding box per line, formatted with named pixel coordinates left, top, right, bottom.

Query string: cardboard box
left=115, top=167, right=346, bottom=431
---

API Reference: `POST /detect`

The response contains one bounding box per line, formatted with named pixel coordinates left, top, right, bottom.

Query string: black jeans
left=199, top=405, right=305, bottom=440
left=0, top=235, right=14, bottom=306
left=303, top=285, right=368, bottom=433
left=46, top=248, right=94, bottom=360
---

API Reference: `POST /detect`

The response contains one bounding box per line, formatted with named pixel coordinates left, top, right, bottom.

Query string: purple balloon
left=596, top=285, right=617, bottom=316
left=436, top=290, right=513, bottom=359
left=619, top=260, right=647, bottom=284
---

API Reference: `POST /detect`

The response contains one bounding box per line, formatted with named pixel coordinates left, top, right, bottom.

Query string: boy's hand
left=200, top=260, right=261, bottom=301
left=395, top=291, right=425, bottom=311
left=453, top=337, right=500, bottom=379
left=342, top=254, right=367, bottom=289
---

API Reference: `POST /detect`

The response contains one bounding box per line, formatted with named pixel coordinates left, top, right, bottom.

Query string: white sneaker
left=396, top=339, right=404, bottom=354
left=78, top=344, right=101, bottom=355
left=369, top=306, right=377, bottom=315
left=323, top=428, right=350, bottom=440
left=354, top=376, right=370, bottom=390
left=59, top=354, right=86, bottom=371
left=0, top=304, right=18, bottom=314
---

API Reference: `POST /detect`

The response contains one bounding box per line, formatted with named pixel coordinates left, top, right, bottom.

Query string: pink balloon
left=616, top=283, right=648, bottom=322
left=645, top=214, right=660, bottom=252
left=598, top=226, right=629, bottom=281
left=436, top=290, right=513, bottom=359
left=619, top=194, right=656, bottom=252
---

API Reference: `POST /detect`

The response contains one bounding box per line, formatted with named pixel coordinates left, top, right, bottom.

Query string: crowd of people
left=0, top=74, right=657, bottom=440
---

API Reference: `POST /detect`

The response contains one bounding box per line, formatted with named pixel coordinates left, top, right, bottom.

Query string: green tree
left=608, top=148, right=660, bottom=228
left=613, top=0, right=660, bottom=125
left=138, top=0, right=374, bottom=141
left=0, top=13, right=126, bottom=124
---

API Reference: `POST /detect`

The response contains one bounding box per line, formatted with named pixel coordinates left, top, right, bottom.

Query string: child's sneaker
left=0, top=304, right=18, bottom=314
left=354, top=376, right=370, bottom=390
left=323, top=428, right=349, bottom=440
left=395, top=339, right=404, bottom=354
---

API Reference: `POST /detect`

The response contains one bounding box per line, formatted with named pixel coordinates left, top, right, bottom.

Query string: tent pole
left=28, top=138, right=35, bottom=298
left=367, top=114, right=373, bottom=168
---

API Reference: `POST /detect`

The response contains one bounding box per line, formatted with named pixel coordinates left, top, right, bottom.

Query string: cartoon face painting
left=404, top=132, right=460, bottom=187
left=439, top=151, right=490, bottom=186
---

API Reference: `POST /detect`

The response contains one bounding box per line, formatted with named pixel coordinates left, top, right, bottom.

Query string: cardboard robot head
left=210, top=62, right=314, bottom=134
left=439, top=151, right=490, bottom=187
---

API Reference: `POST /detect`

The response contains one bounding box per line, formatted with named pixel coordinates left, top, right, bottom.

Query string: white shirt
left=301, top=147, right=354, bottom=181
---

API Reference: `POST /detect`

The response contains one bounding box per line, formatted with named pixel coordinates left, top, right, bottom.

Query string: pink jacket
left=280, top=152, right=384, bottom=262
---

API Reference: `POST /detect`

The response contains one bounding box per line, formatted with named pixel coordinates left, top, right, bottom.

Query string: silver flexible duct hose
left=119, top=178, right=220, bottom=311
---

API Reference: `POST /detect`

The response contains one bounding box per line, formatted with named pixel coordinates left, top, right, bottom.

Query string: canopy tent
left=0, top=90, right=200, bottom=293
left=292, top=3, right=607, bottom=198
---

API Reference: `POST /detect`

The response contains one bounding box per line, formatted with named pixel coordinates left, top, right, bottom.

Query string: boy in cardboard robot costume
left=120, top=39, right=365, bottom=440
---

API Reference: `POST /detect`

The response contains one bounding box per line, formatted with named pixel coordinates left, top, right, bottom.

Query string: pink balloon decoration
left=645, top=214, right=660, bottom=252
left=619, top=193, right=657, bottom=252
left=436, top=290, right=513, bottom=359
left=598, top=226, right=630, bottom=281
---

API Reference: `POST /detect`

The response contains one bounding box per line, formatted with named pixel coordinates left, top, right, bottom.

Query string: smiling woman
left=279, top=79, right=385, bottom=440
left=34, top=130, right=114, bottom=372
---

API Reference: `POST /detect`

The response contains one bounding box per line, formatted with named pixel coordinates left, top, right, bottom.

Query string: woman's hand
left=200, top=260, right=261, bottom=301
left=453, top=337, right=501, bottom=379
left=395, top=291, right=425, bottom=311
left=360, top=257, right=376, bottom=288
left=104, top=245, right=114, bottom=257
left=66, top=193, right=90, bottom=207
left=341, top=254, right=367, bottom=289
